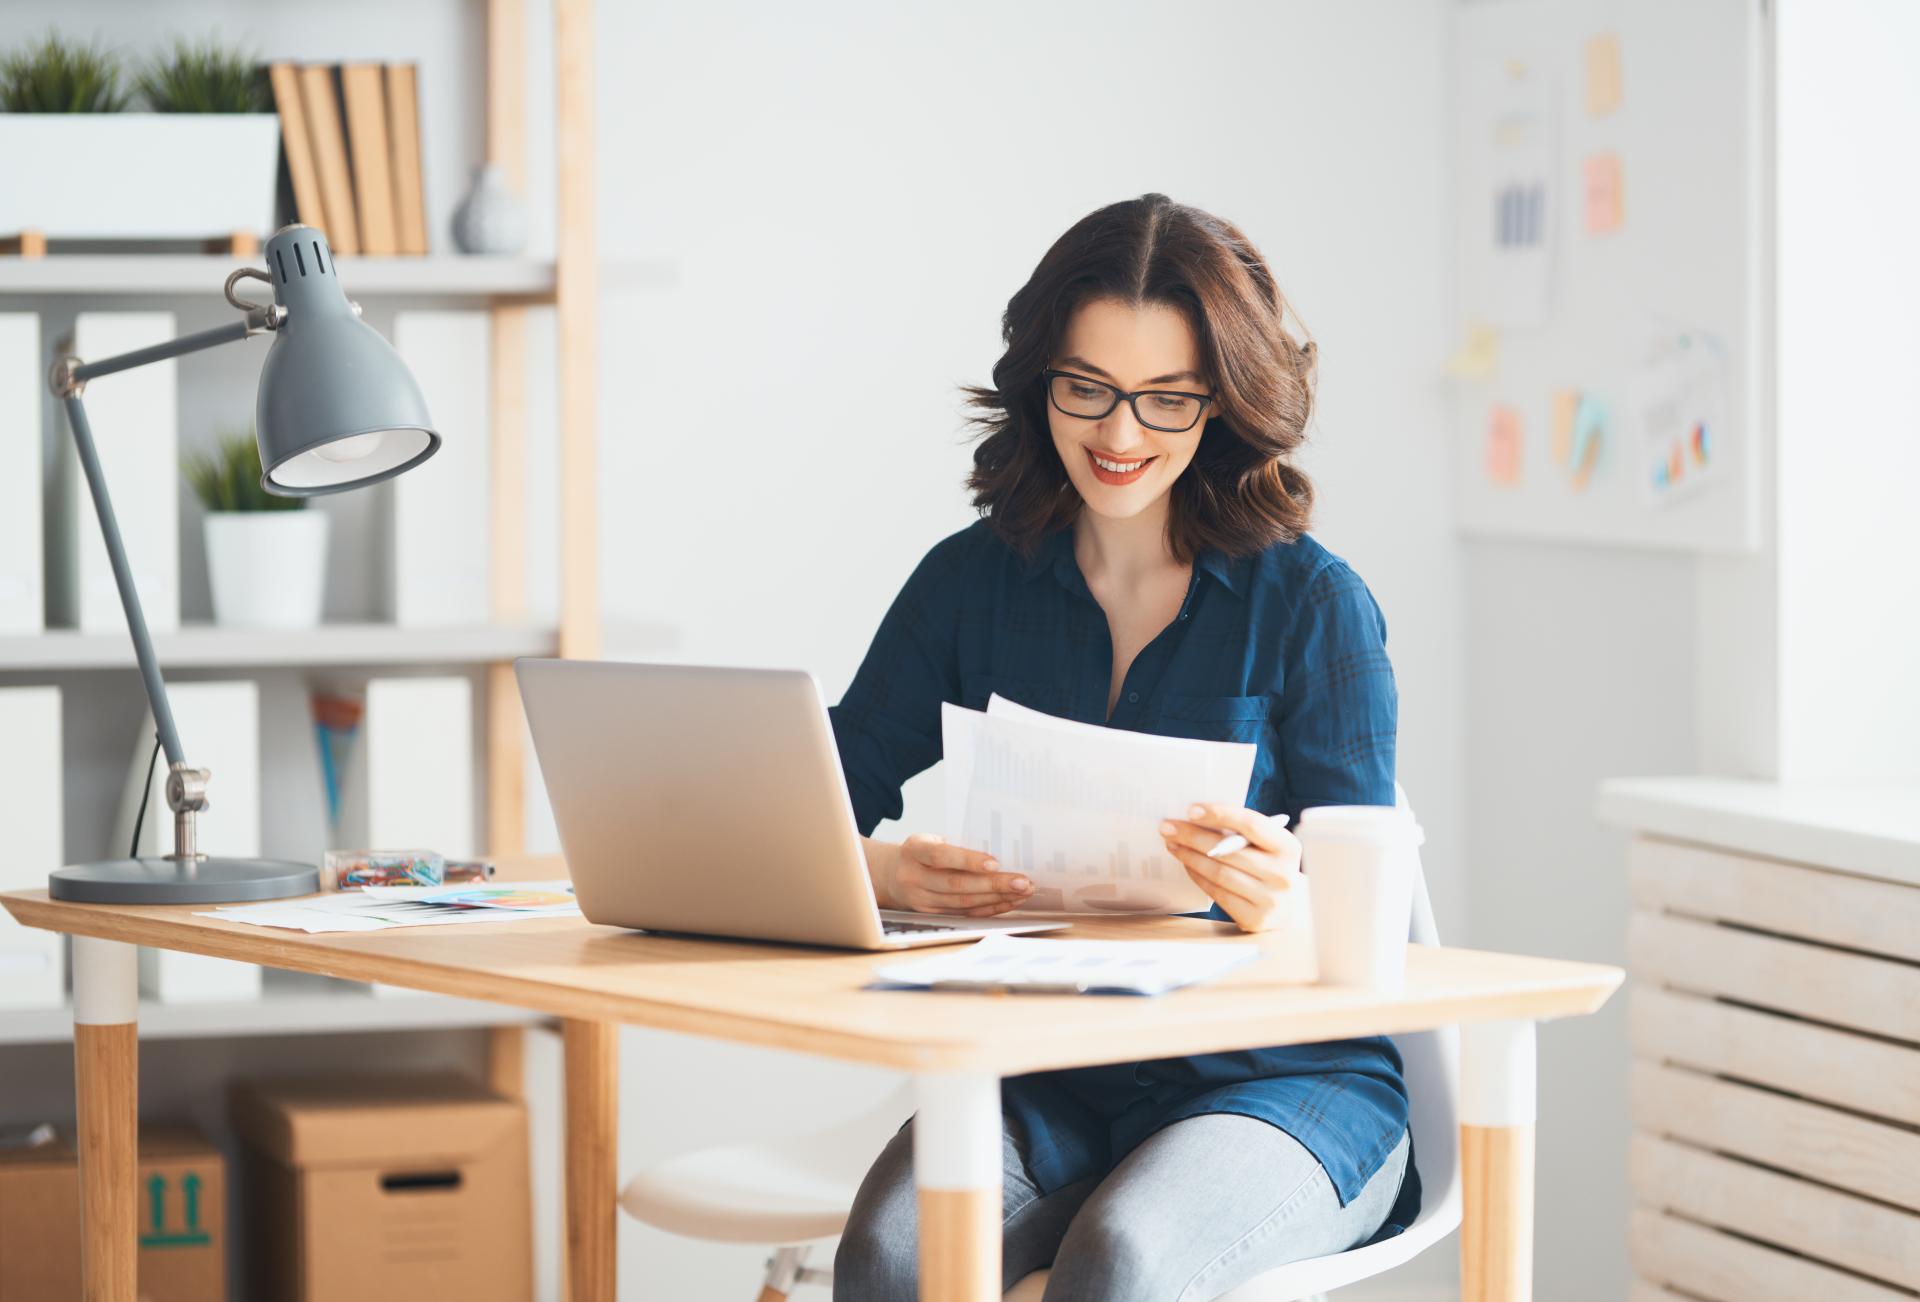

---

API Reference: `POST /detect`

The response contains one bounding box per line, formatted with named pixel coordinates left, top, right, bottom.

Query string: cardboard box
left=0, top=1124, right=225, bottom=1302
left=232, top=1073, right=531, bottom=1302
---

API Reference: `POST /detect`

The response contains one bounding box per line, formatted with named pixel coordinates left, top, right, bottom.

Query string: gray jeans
left=834, top=1112, right=1411, bottom=1302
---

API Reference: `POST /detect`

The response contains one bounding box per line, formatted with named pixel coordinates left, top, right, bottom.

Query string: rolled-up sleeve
left=1273, top=559, right=1398, bottom=821
left=828, top=537, right=965, bottom=834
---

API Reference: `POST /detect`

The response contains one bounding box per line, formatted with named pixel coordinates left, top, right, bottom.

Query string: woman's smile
left=1083, top=446, right=1157, bottom=485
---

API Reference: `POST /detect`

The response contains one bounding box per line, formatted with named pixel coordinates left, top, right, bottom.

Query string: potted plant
left=0, top=33, right=280, bottom=242
left=185, top=431, right=328, bottom=629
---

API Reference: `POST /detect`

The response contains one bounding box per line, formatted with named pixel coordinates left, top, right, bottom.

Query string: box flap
left=232, top=1074, right=522, bottom=1170
left=0, top=1123, right=215, bottom=1172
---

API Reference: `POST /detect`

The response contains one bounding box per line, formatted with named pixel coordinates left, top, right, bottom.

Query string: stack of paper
left=199, top=881, right=579, bottom=934
left=872, top=933, right=1259, bottom=996
left=942, top=696, right=1257, bottom=914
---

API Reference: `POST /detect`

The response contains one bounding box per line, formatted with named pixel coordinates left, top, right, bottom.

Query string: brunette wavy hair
left=965, top=193, right=1317, bottom=561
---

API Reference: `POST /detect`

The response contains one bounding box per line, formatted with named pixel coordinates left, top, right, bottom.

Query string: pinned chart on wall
left=1584, top=152, right=1625, bottom=235
left=1468, top=57, right=1558, bottom=327
left=1484, top=404, right=1524, bottom=488
left=1630, top=330, right=1726, bottom=506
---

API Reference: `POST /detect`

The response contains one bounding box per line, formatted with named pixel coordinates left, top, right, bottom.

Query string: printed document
left=941, top=695, right=1257, bottom=914
left=872, top=932, right=1259, bottom=996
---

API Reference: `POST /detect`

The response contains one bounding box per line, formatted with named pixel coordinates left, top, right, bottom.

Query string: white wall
left=594, top=1, right=1462, bottom=1296
left=1462, top=542, right=1694, bottom=1301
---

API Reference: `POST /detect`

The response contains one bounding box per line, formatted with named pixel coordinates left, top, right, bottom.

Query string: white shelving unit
left=0, top=255, right=554, bottom=297
left=0, top=970, right=546, bottom=1046
left=0, top=622, right=559, bottom=672
left=0, top=254, right=671, bottom=298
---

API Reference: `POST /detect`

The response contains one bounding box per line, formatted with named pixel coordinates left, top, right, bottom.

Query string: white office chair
left=620, top=792, right=1460, bottom=1302
left=618, top=1083, right=914, bottom=1299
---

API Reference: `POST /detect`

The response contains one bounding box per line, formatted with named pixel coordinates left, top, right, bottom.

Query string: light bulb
left=313, top=431, right=387, bottom=464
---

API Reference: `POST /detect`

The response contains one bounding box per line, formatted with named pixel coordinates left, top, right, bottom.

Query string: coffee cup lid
left=1296, top=804, right=1425, bottom=845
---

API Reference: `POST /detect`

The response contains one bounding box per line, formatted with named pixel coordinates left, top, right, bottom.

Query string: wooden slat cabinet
left=1626, top=834, right=1920, bottom=1300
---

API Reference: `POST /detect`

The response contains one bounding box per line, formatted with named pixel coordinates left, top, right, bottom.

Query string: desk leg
left=1460, top=1018, right=1537, bottom=1302
left=914, top=1072, right=1000, bottom=1302
left=563, top=1018, right=618, bottom=1302
left=73, top=937, right=139, bottom=1302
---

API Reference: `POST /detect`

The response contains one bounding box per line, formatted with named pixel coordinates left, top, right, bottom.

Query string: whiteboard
left=1451, top=0, right=1765, bottom=552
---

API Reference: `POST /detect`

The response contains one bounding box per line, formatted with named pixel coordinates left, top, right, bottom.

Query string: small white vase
left=451, top=163, right=529, bottom=255
left=204, top=511, right=328, bottom=629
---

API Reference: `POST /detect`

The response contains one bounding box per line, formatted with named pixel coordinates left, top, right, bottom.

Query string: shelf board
left=0, top=622, right=559, bottom=672
left=0, top=973, right=546, bottom=1046
left=0, top=255, right=557, bottom=299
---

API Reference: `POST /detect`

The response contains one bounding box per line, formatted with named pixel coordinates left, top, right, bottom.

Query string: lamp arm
left=49, top=293, right=283, bottom=860
left=68, top=318, right=256, bottom=388
left=57, top=391, right=191, bottom=773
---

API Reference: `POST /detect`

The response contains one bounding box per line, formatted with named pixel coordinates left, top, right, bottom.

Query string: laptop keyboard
left=882, top=919, right=960, bottom=935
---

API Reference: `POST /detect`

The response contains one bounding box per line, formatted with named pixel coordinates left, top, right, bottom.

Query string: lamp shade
left=254, top=225, right=440, bottom=495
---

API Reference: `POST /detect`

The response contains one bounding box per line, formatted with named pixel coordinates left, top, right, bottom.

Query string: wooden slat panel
left=1628, top=1285, right=1691, bottom=1302
left=1631, top=910, right=1920, bottom=1041
left=1631, top=988, right=1920, bottom=1126
left=1630, top=1134, right=1920, bottom=1291
left=1631, top=1207, right=1912, bottom=1302
left=1632, top=835, right=1920, bottom=962
left=1632, top=1060, right=1920, bottom=1213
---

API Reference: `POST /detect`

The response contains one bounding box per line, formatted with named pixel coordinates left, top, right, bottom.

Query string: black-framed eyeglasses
left=1042, top=369, right=1213, bottom=434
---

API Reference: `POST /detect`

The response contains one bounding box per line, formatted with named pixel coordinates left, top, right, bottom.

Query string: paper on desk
left=941, top=696, right=1257, bottom=915
left=198, top=881, right=579, bottom=933
left=359, top=881, right=580, bottom=914
left=871, top=932, right=1259, bottom=996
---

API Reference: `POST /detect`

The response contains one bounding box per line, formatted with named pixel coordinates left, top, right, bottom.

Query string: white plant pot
left=0, top=114, right=281, bottom=240
left=204, top=511, right=328, bottom=629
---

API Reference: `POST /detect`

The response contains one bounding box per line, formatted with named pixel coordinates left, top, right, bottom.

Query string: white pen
left=1205, top=814, right=1288, bottom=860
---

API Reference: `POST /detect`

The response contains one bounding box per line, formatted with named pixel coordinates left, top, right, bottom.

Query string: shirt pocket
left=960, top=672, right=1065, bottom=715
left=1155, top=693, right=1274, bottom=745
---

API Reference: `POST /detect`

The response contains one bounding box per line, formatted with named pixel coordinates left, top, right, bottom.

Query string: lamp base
left=49, top=856, right=319, bottom=905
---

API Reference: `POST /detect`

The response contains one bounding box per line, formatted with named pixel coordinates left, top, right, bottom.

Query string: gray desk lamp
left=47, top=224, right=440, bottom=904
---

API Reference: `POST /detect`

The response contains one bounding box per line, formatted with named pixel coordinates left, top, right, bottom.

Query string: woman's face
left=1047, top=296, right=1210, bottom=524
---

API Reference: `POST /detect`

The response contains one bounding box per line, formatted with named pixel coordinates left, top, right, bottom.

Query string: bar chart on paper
left=942, top=700, right=1257, bottom=914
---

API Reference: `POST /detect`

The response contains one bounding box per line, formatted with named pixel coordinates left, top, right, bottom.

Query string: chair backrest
left=1392, top=783, right=1461, bottom=1213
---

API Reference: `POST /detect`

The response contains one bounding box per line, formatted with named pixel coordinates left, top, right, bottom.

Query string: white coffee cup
left=1296, top=805, right=1424, bottom=991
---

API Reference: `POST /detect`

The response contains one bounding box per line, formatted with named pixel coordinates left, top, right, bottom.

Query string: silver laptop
left=515, top=659, right=1067, bottom=950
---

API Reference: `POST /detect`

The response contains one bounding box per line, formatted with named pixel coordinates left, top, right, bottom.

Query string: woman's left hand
left=1160, top=804, right=1302, bottom=933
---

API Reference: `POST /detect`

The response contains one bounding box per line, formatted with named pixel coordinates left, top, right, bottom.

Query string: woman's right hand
left=876, top=834, right=1034, bottom=916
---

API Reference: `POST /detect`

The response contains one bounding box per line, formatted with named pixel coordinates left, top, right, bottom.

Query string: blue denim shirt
left=830, top=519, right=1418, bottom=1236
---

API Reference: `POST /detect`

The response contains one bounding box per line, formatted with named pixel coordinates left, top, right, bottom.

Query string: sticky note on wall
left=1586, top=34, right=1622, bottom=116
left=1585, top=153, right=1625, bottom=235
left=1484, top=404, right=1523, bottom=487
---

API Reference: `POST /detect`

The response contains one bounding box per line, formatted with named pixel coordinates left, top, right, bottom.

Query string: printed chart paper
left=942, top=697, right=1257, bottom=915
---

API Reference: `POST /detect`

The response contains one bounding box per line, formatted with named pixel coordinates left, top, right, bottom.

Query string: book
left=268, top=62, right=328, bottom=236
left=385, top=63, right=430, bottom=255
left=298, top=64, right=360, bottom=256
left=0, top=314, right=41, bottom=635
left=391, top=311, right=492, bottom=625
left=0, top=687, right=63, bottom=1009
left=337, top=676, right=476, bottom=857
left=52, top=314, right=179, bottom=634
left=113, top=681, right=266, bottom=1003
left=339, top=63, right=398, bottom=256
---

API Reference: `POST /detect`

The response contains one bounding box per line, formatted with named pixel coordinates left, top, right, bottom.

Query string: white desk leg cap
left=1460, top=1018, right=1536, bottom=1128
left=72, top=937, right=138, bottom=1026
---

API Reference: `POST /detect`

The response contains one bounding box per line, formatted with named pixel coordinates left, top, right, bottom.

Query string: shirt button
left=1127, top=691, right=1139, bottom=704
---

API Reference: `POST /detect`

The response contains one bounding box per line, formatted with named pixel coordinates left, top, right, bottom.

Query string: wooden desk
left=3, top=883, right=1619, bottom=1302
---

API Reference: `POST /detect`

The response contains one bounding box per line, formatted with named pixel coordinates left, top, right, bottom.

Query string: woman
left=829, top=193, right=1417, bottom=1301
